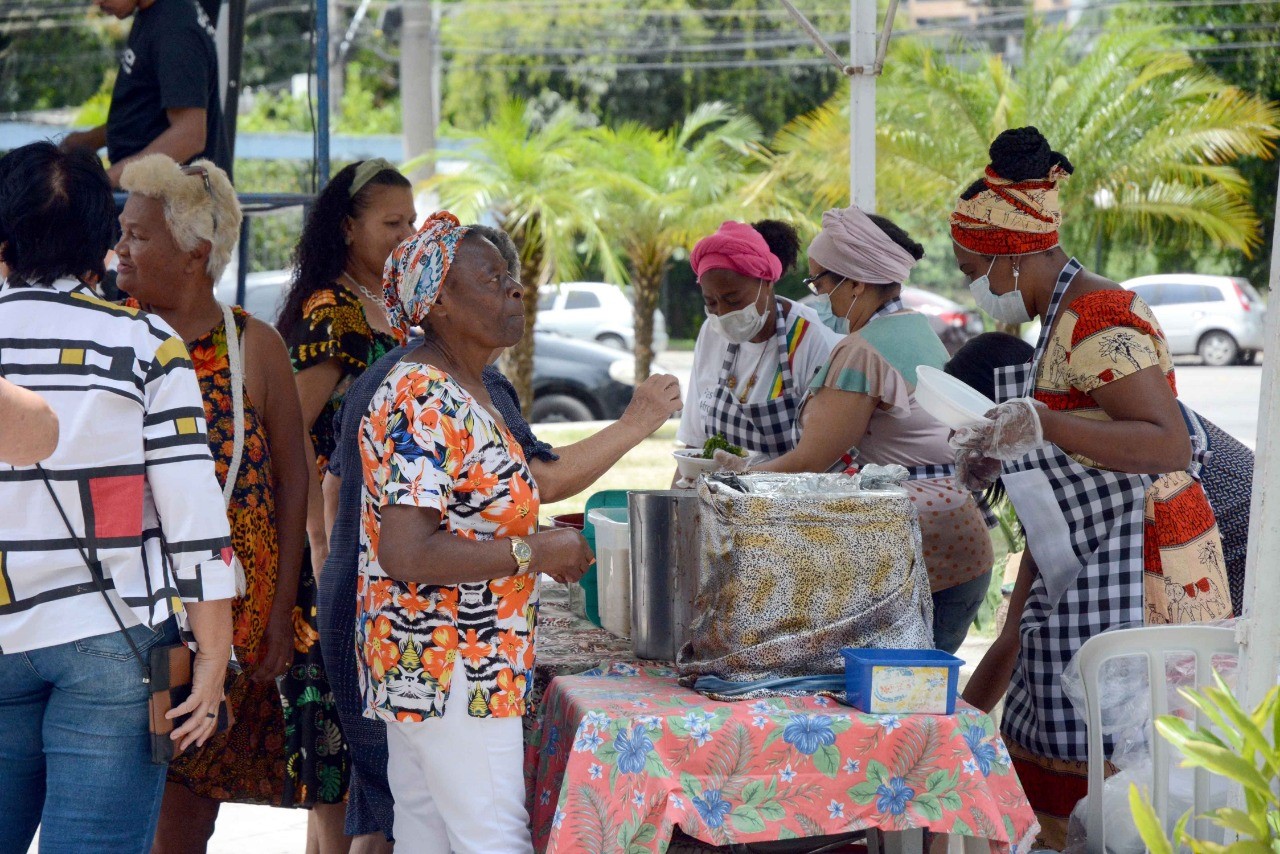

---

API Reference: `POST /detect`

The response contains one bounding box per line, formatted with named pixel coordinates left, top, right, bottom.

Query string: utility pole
left=848, top=0, right=877, bottom=211
left=329, top=0, right=345, bottom=110
left=400, top=0, right=441, bottom=184
left=1237, top=168, right=1280, bottom=714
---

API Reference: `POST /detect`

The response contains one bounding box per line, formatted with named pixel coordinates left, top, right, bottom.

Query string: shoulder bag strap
left=220, top=303, right=246, bottom=509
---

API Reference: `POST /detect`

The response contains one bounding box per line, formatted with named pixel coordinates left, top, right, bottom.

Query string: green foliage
left=439, top=0, right=846, bottom=136
left=1125, top=1, right=1280, bottom=288
left=238, top=63, right=401, bottom=135
left=770, top=17, right=1280, bottom=274
left=0, top=21, right=116, bottom=113
left=1131, top=674, right=1280, bottom=851
left=420, top=99, right=625, bottom=412
left=588, top=101, right=777, bottom=378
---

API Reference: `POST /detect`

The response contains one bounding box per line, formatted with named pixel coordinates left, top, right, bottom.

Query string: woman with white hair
left=116, top=155, right=310, bottom=851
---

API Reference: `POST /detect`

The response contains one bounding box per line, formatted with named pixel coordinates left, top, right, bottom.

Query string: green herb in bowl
left=701, top=433, right=745, bottom=460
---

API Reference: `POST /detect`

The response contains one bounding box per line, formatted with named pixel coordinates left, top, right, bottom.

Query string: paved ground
left=33, top=355, right=1264, bottom=852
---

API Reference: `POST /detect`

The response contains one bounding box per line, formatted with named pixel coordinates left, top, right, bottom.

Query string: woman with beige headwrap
left=720, top=205, right=995, bottom=654
left=355, top=212, right=595, bottom=852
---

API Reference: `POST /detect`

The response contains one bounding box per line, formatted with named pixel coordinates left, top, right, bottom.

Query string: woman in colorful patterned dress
left=948, top=127, right=1231, bottom=848
left=357, top=212, right=594, bottom=853
left=276, top=159, right=413, bottom=850
left=115, top=155, right=309, bottom=851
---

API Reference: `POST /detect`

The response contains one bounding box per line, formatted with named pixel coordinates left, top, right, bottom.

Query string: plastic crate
left=840, top=648, right=962, bottom=715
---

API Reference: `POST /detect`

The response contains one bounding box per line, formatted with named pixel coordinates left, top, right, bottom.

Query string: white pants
left=385, top=656, right=533, bottom=854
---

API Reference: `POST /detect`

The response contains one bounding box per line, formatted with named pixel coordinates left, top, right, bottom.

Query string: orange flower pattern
left=356, top=362, right=540, bottom=722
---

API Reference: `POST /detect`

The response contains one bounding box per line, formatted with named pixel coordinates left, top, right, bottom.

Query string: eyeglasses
left=181, top=164, right=218, bottom=235
left=803, top=271, right=845, bottom=296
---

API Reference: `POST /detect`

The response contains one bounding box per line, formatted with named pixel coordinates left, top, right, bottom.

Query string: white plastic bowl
left=672, top=448, right=723, bottom=480
left=914, top=365, right=996, bottom=430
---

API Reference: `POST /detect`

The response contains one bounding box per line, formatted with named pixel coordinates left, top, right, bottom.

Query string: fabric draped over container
left=677, top=472, right=933, bottom=699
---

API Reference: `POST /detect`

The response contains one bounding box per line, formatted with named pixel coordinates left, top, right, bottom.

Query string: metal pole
left=316, top=0, right=331, bottom=184
left=1236, top=168, right=1280, bottom=713
left=235, top=215, right=251, bottom=307
left=223, top=0, right=247, bottom=171
left=848, top=0, right=877, bottom=210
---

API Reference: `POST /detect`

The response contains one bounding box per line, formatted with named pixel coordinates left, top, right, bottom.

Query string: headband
left=382, top=211, right=470, bottom=344
left=807, top=205, right=917, bottom=285
left=349, top=158, right=400, bottom=198
left=690, top=221, right=783, bottom=283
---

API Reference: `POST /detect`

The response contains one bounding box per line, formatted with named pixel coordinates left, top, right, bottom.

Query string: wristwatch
left=509, top=536, right=533, bottom=573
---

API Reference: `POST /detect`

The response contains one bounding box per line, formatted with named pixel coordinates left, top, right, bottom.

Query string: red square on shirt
left=89, top=474, right=145, bottom=540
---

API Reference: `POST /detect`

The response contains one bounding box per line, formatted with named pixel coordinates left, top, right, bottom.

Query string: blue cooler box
left=840, top=648, right=963, bottom=715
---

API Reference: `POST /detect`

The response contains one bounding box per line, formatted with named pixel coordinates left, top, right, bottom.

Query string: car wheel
left=596, top=333, right=629, bottom=351
left=1198, top=331, right=1239, bottom=367
left=530, top=393, right=596, bottom=424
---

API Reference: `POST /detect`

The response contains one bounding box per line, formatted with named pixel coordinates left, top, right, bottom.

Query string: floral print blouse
left=356, top=361, right=540, bottom=723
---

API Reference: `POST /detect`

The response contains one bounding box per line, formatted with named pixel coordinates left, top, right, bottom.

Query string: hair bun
left=988, top=126, right=1073, bottom=181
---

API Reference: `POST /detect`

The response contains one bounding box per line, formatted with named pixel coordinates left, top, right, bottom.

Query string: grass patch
left=537, top=423, right=681, bottom=522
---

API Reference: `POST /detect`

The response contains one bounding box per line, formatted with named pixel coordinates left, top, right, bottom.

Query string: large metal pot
left=628, top=489, right=703, bottom=661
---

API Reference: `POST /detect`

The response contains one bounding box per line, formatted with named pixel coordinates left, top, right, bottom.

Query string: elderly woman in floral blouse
left=356, top=212, right=594, bottom=853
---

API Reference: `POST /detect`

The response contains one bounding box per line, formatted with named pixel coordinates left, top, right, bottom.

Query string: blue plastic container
left=840, top=648, right=963, bottom=715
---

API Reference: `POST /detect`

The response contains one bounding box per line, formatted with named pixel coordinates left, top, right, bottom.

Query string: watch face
left=514, top=540, right=533, bottom=562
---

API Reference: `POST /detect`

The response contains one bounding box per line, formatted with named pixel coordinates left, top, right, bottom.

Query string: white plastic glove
left=954, top=447, right=1003, bottom=492
left=713, top=449, right=750, bottom=473
left=950, top=398, right=1046, bottom=462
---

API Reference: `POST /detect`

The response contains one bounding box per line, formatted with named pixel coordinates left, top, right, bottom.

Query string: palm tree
left=416, top=100, right=624, bottom=413
left=770, top=20, right=1280, bottom=264
left=589, top=102, right=771, bottom=381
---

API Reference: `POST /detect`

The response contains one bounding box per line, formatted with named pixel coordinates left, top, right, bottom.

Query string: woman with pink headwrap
left=730, top=205, right=994, bottom=654
left=677, top=220, right=839, bottom=467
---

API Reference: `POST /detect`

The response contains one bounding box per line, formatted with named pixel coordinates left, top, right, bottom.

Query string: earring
left=1012, top=259, right=1021, bottom=288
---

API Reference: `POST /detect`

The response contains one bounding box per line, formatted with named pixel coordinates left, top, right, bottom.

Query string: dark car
left=216, top=271, right=638, bottom=423
left=529, top=333, right=638, bottom=423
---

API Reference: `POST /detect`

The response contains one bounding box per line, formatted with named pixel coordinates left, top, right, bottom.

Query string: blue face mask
left=813, top=279, right=855, bottom=335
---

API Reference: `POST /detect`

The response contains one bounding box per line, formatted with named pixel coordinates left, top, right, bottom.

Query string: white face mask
left=969, top=257, right=1031, bottom=325
left=705, top=282, right=768, bottom=343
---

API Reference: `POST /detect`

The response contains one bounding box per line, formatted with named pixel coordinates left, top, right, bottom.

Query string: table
left=527, top=663, right=1039, bottom=854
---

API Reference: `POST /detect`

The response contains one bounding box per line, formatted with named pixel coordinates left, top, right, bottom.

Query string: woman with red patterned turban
left=950, top=127, right=1229, bottom=847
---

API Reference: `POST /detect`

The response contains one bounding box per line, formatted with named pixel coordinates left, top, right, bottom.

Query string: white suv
left=537, top=282, right=669, bottom=353
left=1120, top=274, right=1267, bottom=367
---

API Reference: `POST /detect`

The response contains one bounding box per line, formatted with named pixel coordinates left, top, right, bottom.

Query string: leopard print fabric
left=677, top=474, right=934, bottom=697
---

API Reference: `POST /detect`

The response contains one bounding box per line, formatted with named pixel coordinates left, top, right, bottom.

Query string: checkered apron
left=705, top=300, right=799, bottom=458
left=995, top=258, right=1155, bottom=763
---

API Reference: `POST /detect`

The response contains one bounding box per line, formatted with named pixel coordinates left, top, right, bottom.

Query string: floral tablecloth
left=528, top=663, right=1039, bottom=854
left=524, top=581, right=663, bottom=805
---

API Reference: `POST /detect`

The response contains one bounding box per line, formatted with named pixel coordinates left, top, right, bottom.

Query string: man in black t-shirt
left=61, top=0, right=231, bottom=186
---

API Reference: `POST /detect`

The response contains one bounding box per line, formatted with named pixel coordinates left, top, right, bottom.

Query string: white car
left=537, top=282, right=669, bottom=354
left=1121, top=274, right=1267, bottom=367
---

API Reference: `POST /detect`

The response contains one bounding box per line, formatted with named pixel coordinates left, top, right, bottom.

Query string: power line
left=445, top=56, right=843, bottom=72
